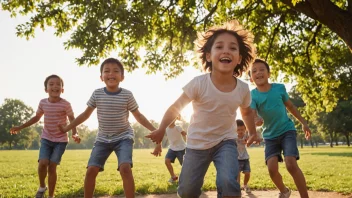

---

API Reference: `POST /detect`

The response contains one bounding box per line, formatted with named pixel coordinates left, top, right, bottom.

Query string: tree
left=0, top=98, right=34, bottom=149
left=2, top=0, right=351, bottom=115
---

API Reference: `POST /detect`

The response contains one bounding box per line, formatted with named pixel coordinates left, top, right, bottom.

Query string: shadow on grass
left=311, top=152, right=352, bottom=157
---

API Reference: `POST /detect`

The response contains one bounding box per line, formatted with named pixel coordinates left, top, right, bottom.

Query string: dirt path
left=98, top=190, right=352, bottom=198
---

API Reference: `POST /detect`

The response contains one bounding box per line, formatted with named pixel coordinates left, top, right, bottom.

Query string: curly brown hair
left=194, top=20, right=256, bottom=77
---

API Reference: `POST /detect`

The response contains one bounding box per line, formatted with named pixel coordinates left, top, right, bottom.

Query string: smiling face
left=237, top=125, right=246, bottom=138
left=100, top=62, right=124, bottom=92
left=206, top=32, right=242, bottom=74
left=250, top=62, right=270, bottom=87
left=45, top=77, right=64, bottom=99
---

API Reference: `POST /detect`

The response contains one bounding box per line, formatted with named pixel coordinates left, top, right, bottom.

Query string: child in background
left=151, top=114, right=187, bottom=183
left=235, top=119, right=251, bottom=193
left=249, top=58, right=311, bottom=198
left=59, top=58, right=156, bottom=198
left=147, top=20, right=260, bottom=198
left=10, top=74, right=80, bottom=198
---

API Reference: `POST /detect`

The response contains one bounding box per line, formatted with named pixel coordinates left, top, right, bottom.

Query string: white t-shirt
left=166, top=125, right=186, bottom=151
left=183, top=73, right=251, bottom=150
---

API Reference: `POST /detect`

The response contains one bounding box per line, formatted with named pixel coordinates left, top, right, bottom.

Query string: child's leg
left=285, top=157, right=308, bottom=198
left=281, top=130, right=308, bottom=198
left=213, top=140, right=241, bottom=198
left=84, top=166, right=100, bottom=197
left=47, top=163, right=57, bottom=197
left=237, top=171, right=241, bottom=185
left=119, top=163, right=135, bottom=198
left=177, top=148, right=211, bottom=198
left=267, top=157, right=287, bottom=192
left=38, top=159, right=49, bottom=188
left=243, top=159, right=251, bottom=186
left=243, top=172, right=250, bottom=186
left=165, top=158, right=176, bottom=178
left=114, top=139, right=134, bottom=198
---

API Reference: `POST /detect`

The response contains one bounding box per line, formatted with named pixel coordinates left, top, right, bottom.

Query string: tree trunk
left=335, top=132, right=339, bottom=146
left=301, top=138, right=304, bottom=148
left=345, top=133, right=350, bottom=147
left=330, top=132, right=334, bottom=147
left=282, top=0, right=352, bottom=51
left=310, top=139, right=314, bottom=148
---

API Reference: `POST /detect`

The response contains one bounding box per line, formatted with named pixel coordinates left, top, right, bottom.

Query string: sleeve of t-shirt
left=250, top=90, right=257, bottom=110
left=87, top=90, right=97, bottom=108
left=182, top=77, right=199, bottom=100
left=279, top=84, right=290, bottom=102
left=240, top=83, right=252, bottom=108
left=128, top=92, right=139, bottom=112
left=36, top=100, right=44, bottom=116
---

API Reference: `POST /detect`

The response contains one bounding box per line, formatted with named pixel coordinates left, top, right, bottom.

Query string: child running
left=146, top=20, right=261, bottom=198
left=10, top=74, right=80, bottom=198
left=235, top=119, right=251, bottom=194
left=58, top=58, right=156, bottom=198
left=151, top=114, right=187, bottom=183
left=249, top=58, right=311, bottom=198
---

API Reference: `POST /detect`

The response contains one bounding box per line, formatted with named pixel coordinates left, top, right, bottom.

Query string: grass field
left=0, top=147, right=351, bottom=197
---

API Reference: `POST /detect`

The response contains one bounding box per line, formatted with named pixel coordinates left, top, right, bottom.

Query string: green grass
left=0, top=147, right=351, bottom=197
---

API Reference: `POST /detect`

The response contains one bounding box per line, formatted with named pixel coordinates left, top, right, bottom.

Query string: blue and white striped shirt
left=87, top=87, right=138, bottom=143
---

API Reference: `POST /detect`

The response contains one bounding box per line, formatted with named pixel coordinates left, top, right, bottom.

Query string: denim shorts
left=177, top=139, right=241, bottom=198
left=87, top=138, right=133, bottom=171
left=39, top=138, right=68, bottom=165
left=264, top=130, right=299, bottom=163
left=238, top=159, right=251, bottom=173
left=165, top=148, right=185, bottom=165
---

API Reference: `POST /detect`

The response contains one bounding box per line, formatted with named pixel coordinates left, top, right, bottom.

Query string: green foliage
left=1, top=148, right=352, bottom=197
left=0, top=98, right=34, bottom=149
left=1, top=0, right=351, bottom=119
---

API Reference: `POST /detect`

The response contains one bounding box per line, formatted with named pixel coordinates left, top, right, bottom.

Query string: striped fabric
left=87, top=87, right=138, bottom=143
left=37, top=98, right=73, bottom=142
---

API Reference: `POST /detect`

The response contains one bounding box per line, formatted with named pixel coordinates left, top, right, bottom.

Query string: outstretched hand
left=151, top=145, right=162, bottom=157
left=10, top=127, right=21, bottom=135
left=246, top=134, right=262, bottom=147
left=145, top=129, right=165, bottom=144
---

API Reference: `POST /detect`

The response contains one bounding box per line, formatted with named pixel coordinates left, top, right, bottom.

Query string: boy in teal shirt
left=250, top=59, right=311, bottom=198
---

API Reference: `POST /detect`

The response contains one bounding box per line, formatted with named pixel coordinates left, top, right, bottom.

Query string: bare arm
left=284, top=99, right=311, bottom=140
left=131, top=109, right=156, bottom=131
left=146, top=92, right=192, bottom=143
left=59, top=106, right=94, bottom=133
left=240, top=106, right=261, bottom=146
left=181, top=131, right=187, bottom=142
left=10, top=114, right=42, bottom=134
left=67, top=114, right=77, bottom=135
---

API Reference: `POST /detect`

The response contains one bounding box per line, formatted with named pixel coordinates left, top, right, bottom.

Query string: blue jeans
left=177, top=139, right=241, bottom=198
left=39, top=138, right=68, bottom=165
left=165, top=148, right=185, bottom=165
left=264, top=130, right=299, bottom=163
left=87, top=138, right=133, bottom=171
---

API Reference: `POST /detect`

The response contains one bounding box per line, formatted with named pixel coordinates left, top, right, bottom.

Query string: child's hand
left=145, top=129, right=165, bottom=144
left=151, top=144, right=162, bottom=157
left=246, top=134, right=262, bottom=147
left=72, top=134, right=81, bottom=144
left=10, top=127, right=21, bottom=135
left=302, top=124, right=311, bottom=140
left=58, top=124, right=67, bottom=133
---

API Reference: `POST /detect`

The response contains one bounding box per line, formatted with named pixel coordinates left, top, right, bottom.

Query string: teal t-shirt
left=250, top=83, right=295, bottom=139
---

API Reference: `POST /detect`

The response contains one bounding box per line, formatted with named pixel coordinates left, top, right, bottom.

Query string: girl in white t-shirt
left=147, top=20, right=261, bottom=198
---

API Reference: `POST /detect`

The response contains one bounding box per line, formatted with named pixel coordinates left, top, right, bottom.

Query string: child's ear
left=61, top=88, right=64, bottom=93
left=100, top=75, right=103, bottom=81
left=45, top=88, right=48, bottom=93
left=205, top=52, right=211, bottom=62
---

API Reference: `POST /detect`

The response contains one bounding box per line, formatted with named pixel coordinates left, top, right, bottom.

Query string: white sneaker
left=244, top=185, right=251, bottom=193
left=168, top=176, right=178, bottom=183
left=278, top=187, right=291, bottom=198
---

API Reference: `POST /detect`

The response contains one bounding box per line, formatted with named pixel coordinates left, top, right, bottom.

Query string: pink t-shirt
left=183, top=73, right=251, bottom=150
left=36, top=98, right=74, bottom=142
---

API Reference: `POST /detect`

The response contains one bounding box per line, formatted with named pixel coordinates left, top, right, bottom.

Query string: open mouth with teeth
left=220, top=57, right=232, bottom=63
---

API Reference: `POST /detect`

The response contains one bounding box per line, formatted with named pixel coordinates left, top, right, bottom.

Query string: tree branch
left=265, top=14, right=286, bottom=61
left=200, top=0, right=221, bottom=31
left=306, top=23, right=322, bottom=63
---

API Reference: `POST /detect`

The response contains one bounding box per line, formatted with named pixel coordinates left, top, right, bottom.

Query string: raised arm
left=146, top=92, right=192, bottom=144
left=10, top=114, right=42, bottom=134
left=284, top=99, right=311, bottom=140
left=59, top=106, right=94, bottom=133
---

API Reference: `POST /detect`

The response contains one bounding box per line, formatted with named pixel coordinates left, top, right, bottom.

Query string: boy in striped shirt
left=10, top=74, right=79, bottom=198
left=59, top=58, right=156, bottom=198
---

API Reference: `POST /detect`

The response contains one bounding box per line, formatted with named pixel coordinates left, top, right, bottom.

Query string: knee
left=38, top=160, right=49, bottom=169
left=119, top=163, right=132, bottom=177
left=86, top=166, right=99, bottom=178
left=285, top=161, right=299, bottom=173
left=48, top=163, right=57, bottom=174
left=165, top=159, right=171, bottom=165
left=268, top=166, right=279, bottom=176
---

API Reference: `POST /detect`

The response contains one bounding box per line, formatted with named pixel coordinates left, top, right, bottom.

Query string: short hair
left=100, top=58, right=124, bottom=75
left=44, top=75, right=64, bottom=90
left=194, top=20, right=256, bottom=77
left=236, top=119, right=245, bottom=127
left=248, top=58, right=270, bottom=77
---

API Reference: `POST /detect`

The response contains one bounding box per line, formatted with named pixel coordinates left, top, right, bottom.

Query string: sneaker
left=168, top=176, right=178, bottom=183
left=278, top=187, right=291, bottom=198
left=244, top=186, right=251, bottom=193
left=35, top=187, right=47, bottom=198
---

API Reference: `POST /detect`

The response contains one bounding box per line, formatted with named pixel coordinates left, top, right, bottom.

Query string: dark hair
left=100, top=58, right=124, bottom=75
left=248, top=58, right=270, bottom=77
left=195, top=20, right=256, bottom=77
left=44, top=75, right=64, bottom=90
left=236, top=119, right=245, bottom=127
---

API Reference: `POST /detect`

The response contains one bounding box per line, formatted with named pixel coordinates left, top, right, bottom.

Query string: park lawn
left=0, top=146, right=351, bottom=197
